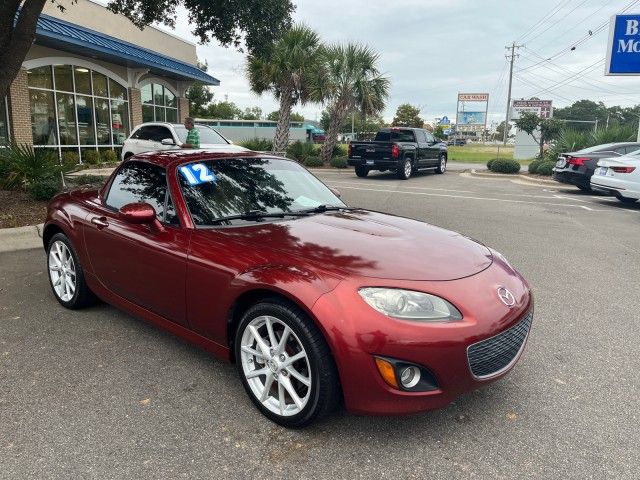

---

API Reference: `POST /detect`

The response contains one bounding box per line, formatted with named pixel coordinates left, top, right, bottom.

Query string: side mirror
left=161, top=138, right=176, bottom=146
left=329, top=186, right=341, bottom=198
left=120, top=203, right=165, bottom=231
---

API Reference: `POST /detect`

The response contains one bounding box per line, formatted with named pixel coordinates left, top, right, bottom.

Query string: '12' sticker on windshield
left=179, top=163, right=217, bottom=186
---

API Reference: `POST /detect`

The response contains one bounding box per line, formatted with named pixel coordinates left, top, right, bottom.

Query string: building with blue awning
left=2, top=0, right=219, bottom=162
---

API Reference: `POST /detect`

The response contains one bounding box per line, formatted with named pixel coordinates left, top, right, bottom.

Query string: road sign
left=456, top=93, right=489, bottom=135
left=606, top=14, right=640, bottom=75
left=512, top=100, right=553, bottom=119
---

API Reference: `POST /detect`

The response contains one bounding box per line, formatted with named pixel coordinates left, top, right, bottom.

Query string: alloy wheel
left=240, top=315, right=312, bottom=417
left=48, top=240, right=76, bottom=302
left=404, top=159, right=412, bottom=178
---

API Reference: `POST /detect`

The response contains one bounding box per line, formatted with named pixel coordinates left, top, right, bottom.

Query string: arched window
left=140, top=82, right=178, bottom=123
left=27, top=64, right=130, bottom=163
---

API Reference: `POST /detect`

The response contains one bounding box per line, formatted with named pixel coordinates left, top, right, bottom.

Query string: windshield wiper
left=210, top=210, right=308, bottom=224
left=296, top=205, right=347, bottom=214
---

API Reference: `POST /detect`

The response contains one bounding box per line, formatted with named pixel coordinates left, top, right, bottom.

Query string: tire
left=397, top=157, right=413, bottom=180
left=123, top=152, right=133, bottom=160
left=436, top=154, right=447, bottom=174
left=355, top=165, right=369, bottom=177
left=618, top=196, right=638, bottom=204
left=47, top=233, right=97, bottom=309
left=235, top=299, right=341, bottom=428
left=577, top=185, right=591, bottom=192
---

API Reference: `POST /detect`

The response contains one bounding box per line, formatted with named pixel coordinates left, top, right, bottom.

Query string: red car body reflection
left=43, top=151, right=533, bottom=416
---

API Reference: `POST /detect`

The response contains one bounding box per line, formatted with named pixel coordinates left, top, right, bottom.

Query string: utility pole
left=503, top=42, right=522, bottom=145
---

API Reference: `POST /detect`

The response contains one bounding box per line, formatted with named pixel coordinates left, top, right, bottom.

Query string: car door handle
left=91, top=216, right=109, bottom=229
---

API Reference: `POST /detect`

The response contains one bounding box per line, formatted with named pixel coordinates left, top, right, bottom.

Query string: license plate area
left=556, top=157, right=566, bottom=168
left=366, top=159, right=374, bottom=165
left=596, top=167, right=608, bottom=176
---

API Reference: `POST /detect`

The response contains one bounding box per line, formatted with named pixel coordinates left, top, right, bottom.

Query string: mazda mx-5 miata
left=44, top=150, right=533, bottom=427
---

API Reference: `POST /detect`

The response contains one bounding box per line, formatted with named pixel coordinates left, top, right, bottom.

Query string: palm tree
left=314, top=43, right=390, bottom=162
left=247, top=25, right=323, bottom=152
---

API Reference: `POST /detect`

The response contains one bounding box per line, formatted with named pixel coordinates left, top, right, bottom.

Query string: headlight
left=358, top=288, right=462, bottom=322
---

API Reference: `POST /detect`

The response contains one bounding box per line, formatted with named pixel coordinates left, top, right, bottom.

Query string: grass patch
left=447, top=145, right=530, bottom=164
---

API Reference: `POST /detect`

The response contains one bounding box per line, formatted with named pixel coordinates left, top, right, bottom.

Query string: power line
left=535, top=2, right=612, bottom=50
left=518, top=0, right=574, bottom=43
left=523, top=0, right=593, bottom=44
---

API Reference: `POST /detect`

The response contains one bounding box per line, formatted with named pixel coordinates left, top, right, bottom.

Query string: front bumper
left=311, top=256, right=533, bottom=415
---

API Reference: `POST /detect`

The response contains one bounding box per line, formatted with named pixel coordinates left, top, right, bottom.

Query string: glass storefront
left=140, top=82, right=178, bottom=124
left=27, top=65, right=130, bottom=162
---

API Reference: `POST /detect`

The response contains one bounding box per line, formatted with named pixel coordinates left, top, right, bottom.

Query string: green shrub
left=487, top=158, right=496, bottom=169
left=333, top=144, right=347, bottom=157
left=0, top=142, right=62, bottom=190
left=303, top=156, right=324, bottom=168
left=535, top=161, right=555, bottom=176
left=100, top=150, right=118, bottom=163
left=82, top=150, right=101, bottom=165
left=68, top=174, right=107, bottom=187
left=528, top=159, right=544, bottom=174
left=287, top=140, right=316, bottom=162
left=239, top=138, right=273, bottom=151
left=61, top=151, right=80, bottom=170
left=330, top=156, right=348, bottom=169
left=29, top=179, right=62, bottom=201
left=489, top=158, right=521, bottom=174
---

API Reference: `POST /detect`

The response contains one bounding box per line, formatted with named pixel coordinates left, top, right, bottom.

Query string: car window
left=177, top=157, right=345, bottom=226
left=425, top=132, right=435, bottom=143
left=151, top=126, right=173, bottom=143
left=374, top=129, right=416, bottom=142
left=174, top=125, right=228, bottom=145
left=575, top=143, right=621, bottom=154
left=131, top=126, right=155, bottom=141
left=106, top=162, right=171, bottom=222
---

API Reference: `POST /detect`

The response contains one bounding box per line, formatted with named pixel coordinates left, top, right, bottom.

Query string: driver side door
left=83, top=161, right=190, bottom=326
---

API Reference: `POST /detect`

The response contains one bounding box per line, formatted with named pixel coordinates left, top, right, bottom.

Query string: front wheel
left=355, top=165, right=369, bottom=177
left=47, top=233, right=97, bottom=309
left=397, top=157, right=413, bottom=180
left=436, top=154, right=447, bottom=174
left=235, top=300, right=341, bottom=428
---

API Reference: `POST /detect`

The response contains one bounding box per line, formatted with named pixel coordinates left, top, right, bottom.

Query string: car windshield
left=575, top=143, right=622, bottom=154
left=374, top=129, right=416, bottom=142
left=178, top=157, right=346, bottom=226
left=174, top=125, right=228, bottom=145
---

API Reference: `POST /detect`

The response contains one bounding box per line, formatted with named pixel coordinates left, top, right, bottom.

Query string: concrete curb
left=469, top=169, right=558, bottom=185
left=0, top=223, right=44, bottom=253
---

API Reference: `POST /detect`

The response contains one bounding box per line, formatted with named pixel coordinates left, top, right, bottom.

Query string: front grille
left=467, top=310, right=533, bottom=379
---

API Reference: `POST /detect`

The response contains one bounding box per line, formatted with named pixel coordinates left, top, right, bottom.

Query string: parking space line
left=336, top=185, right=606, bottom=211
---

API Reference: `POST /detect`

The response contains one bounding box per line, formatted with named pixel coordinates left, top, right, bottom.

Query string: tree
left=392, top=104, right=423, bottom=128
left=267, top=111, right=304, bottom=122
left=515, top=112, right=562, bottom=158
left=315, top=43, right=390, bottom=162
left=247, top=24, right=324, bottom=152
left=241, top=106, right=263, bottom=120
left=433, top=125, right=446, bottom=139
left=496, top=120, right=511, bottom=140
left=204, top=101, right=242, bottom=119
left=0, top=0, right=294, bottom=101
left=186, top=60, right=214, bottom=116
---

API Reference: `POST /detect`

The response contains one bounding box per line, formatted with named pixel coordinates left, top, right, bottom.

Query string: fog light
left=399, top=366, right=421, bottom=389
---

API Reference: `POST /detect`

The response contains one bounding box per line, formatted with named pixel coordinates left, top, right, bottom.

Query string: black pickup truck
left=347, top=127, right=448, bottom=179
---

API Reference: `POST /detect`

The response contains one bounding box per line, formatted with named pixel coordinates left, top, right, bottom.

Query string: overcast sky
left=166, top=0, right=640, bottom=125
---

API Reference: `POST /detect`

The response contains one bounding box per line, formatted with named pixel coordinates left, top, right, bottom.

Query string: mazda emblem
left=497, top=287, right=516, bottom=307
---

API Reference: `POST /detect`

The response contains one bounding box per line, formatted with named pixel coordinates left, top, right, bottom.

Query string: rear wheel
left=47, top=233, right=97, bottom=309
left=436, top=154, right=447, bottom=174
left=355, top=165, right=369, bottom=177
left=577, top=185, right=591, bottom=192
left=618, top=196, right=638, bottom=204
left=397, top=157, right=413, bottom=180
left=235, top=300, right=340, bottom=428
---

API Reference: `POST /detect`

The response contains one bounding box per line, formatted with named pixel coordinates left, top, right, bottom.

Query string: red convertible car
left=44, top=150, right=533, bottom=427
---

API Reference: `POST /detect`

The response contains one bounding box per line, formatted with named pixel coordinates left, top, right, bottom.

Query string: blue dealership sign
left=607, top=14, right=640, bottom=75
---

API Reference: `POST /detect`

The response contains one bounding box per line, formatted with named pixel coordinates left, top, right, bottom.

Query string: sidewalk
left=0, top=224, right=44, bottom=253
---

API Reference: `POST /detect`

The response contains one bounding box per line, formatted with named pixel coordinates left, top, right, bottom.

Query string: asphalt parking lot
left=1, top=169, right=639, bottom=479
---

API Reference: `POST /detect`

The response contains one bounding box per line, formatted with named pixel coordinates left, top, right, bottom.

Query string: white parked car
left=121, top=122, right=248, bottom=160
left=591, top=152, right=640, bottom=204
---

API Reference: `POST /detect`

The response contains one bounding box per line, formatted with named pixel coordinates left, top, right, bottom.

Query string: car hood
left=198, top=144, right=249, bottom=152
left=219, top=210, right=493, bottom=281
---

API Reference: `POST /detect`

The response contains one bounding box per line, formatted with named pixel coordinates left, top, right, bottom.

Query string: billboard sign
left=456, top=93, right=489, bottom=134
left=606, top=15, right=640, bottom=75
left=512, top=100, right=553, bottom=119
left=458, top=93, right=489, bottom=101
left=458, top=111, right=486, bottom=125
